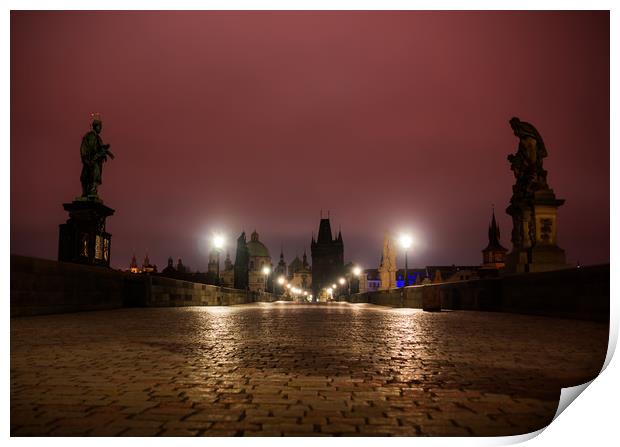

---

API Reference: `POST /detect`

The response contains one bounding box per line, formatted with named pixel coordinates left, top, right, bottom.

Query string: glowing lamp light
left=262, top=266, right=271, bottom=275
left=338, top=277, right=346, bottom=285
left=352, top=266, right=362, bottom=276
left=213, top=234, right=225, bottom=250
left=332, top=283, right=337, bottom=289
left=277, top=276, right=285, bottom=285
left=399, top=234, right=413, bottom=249
left=327, top=287, right=333, bottom=294
left=286, top=284, right=292, bottom=289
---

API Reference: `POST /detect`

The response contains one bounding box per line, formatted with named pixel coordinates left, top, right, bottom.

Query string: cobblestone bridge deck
left=11, top=303, right=608, bottom=436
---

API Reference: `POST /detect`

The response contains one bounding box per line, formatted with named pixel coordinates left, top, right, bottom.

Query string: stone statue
left=507, top=117, right=548, bottom=202
left=378, top=234, right=397, bottom=290
left=504, top=117, right=566, bottom=273
left=80, top=114, right=114, bottom=199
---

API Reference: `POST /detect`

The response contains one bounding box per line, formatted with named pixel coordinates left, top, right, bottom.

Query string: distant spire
left=488, top=208, right=501, bottom=245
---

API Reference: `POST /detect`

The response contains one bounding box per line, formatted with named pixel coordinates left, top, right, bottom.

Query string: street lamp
left=262, top=265, right=271, bottom=293
left=351, top=265, right=362, bottom=294
left=212, top=234, right=225, bottom=285
left=339, top=277, right=347, bottom=297
left=399, top=234, right=413, bottom=287
left=277, top=275, right=285, bottom=296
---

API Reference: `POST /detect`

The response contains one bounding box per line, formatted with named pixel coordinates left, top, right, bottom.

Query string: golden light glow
left=338, top=277, right=346, bottom=285
left=262, top=266, right=271, bottom=275
left=352, top=266, right=362, bottom=276
left=277, top=276, right=285, bottom=285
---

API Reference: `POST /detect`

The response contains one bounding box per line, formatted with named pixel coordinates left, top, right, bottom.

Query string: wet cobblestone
left=11, top=303, right=608, bottom=436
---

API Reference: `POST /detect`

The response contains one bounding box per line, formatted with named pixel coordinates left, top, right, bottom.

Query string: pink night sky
left=11, top=11, right=609, bottom=271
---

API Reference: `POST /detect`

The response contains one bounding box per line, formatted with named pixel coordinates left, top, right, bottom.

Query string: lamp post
left=339, top=277, right=347, bottom=296
left=277, top=275, right=285, bottom=296
left=262, top=265, right=271, bottom=293
left=399, top=234, right=413, bottom=287
left=352, top=266, right=362, bottom=294
left=212, top=234, right=225, bottom=285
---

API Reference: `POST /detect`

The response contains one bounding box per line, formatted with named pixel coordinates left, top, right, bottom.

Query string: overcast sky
left=11, top=11, right=609, bottom=271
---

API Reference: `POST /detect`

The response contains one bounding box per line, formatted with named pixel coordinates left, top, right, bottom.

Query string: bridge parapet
left=345, top=265, right=609, bottom=321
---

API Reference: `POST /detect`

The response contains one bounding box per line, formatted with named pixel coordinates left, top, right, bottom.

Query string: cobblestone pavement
left=11, top=303, right=608, bottom=437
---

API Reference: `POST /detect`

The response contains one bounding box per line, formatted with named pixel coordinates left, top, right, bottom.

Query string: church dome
left=246, top=230, right=270, bottom=258
left=247, top=240, right=270, bottom=258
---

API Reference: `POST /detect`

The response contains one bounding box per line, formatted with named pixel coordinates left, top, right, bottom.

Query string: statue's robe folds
left=80, top=131, right=104, bottom=195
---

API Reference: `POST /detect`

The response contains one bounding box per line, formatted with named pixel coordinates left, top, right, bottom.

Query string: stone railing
left=10, top=255, right=275, bottom=316
left=344, top=264, right=609, bottom=321
left=146, top=275, right=275, bottom=307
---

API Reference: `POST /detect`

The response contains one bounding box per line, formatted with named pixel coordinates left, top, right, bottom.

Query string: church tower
left=224, top=251, right=233, bottom=271
left=378, top=234, right=397, bottom=290
left=207, top=249, right=218, bottom=274
left=129, top=254, right=139, bottom=273
left=311, top=213, right=344, bottom=298
left=275, top=247, right=287, bottom=278
left=482, top=208, right=508, bottom=270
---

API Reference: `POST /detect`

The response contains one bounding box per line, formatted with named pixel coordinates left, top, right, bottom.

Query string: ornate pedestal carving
left=58, top=200, right=114, bottom=267
left=505, top=189, right=567, bottom=273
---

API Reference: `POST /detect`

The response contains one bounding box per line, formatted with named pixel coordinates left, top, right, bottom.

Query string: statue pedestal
left=505, top=189, right=568, bottom=274
left=58, top=200, right=115, bottom=267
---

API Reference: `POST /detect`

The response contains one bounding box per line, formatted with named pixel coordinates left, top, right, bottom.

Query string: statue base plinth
left=504, top=189, right=569, bottom=275
left=58, top=200, right=115, bottom=267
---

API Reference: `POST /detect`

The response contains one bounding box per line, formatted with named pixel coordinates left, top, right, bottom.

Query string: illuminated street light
left=332, top=283, right=337, bottom=289
left=399, top=234, right=413, bottom=249
left=286, top=284, right=292, bottom=289
left=399, top=234, right=414, bottom=287
left=212, top=233, right=226, bottom=285
left=352, top=266, right=362, bottom=276
left=213, top=234, right=225, bottom=250
left=262, top=265, right=271, bottom=293
left=338, top=277, right=346, bottom=285
left=277, top=276, right=285, bottom=285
